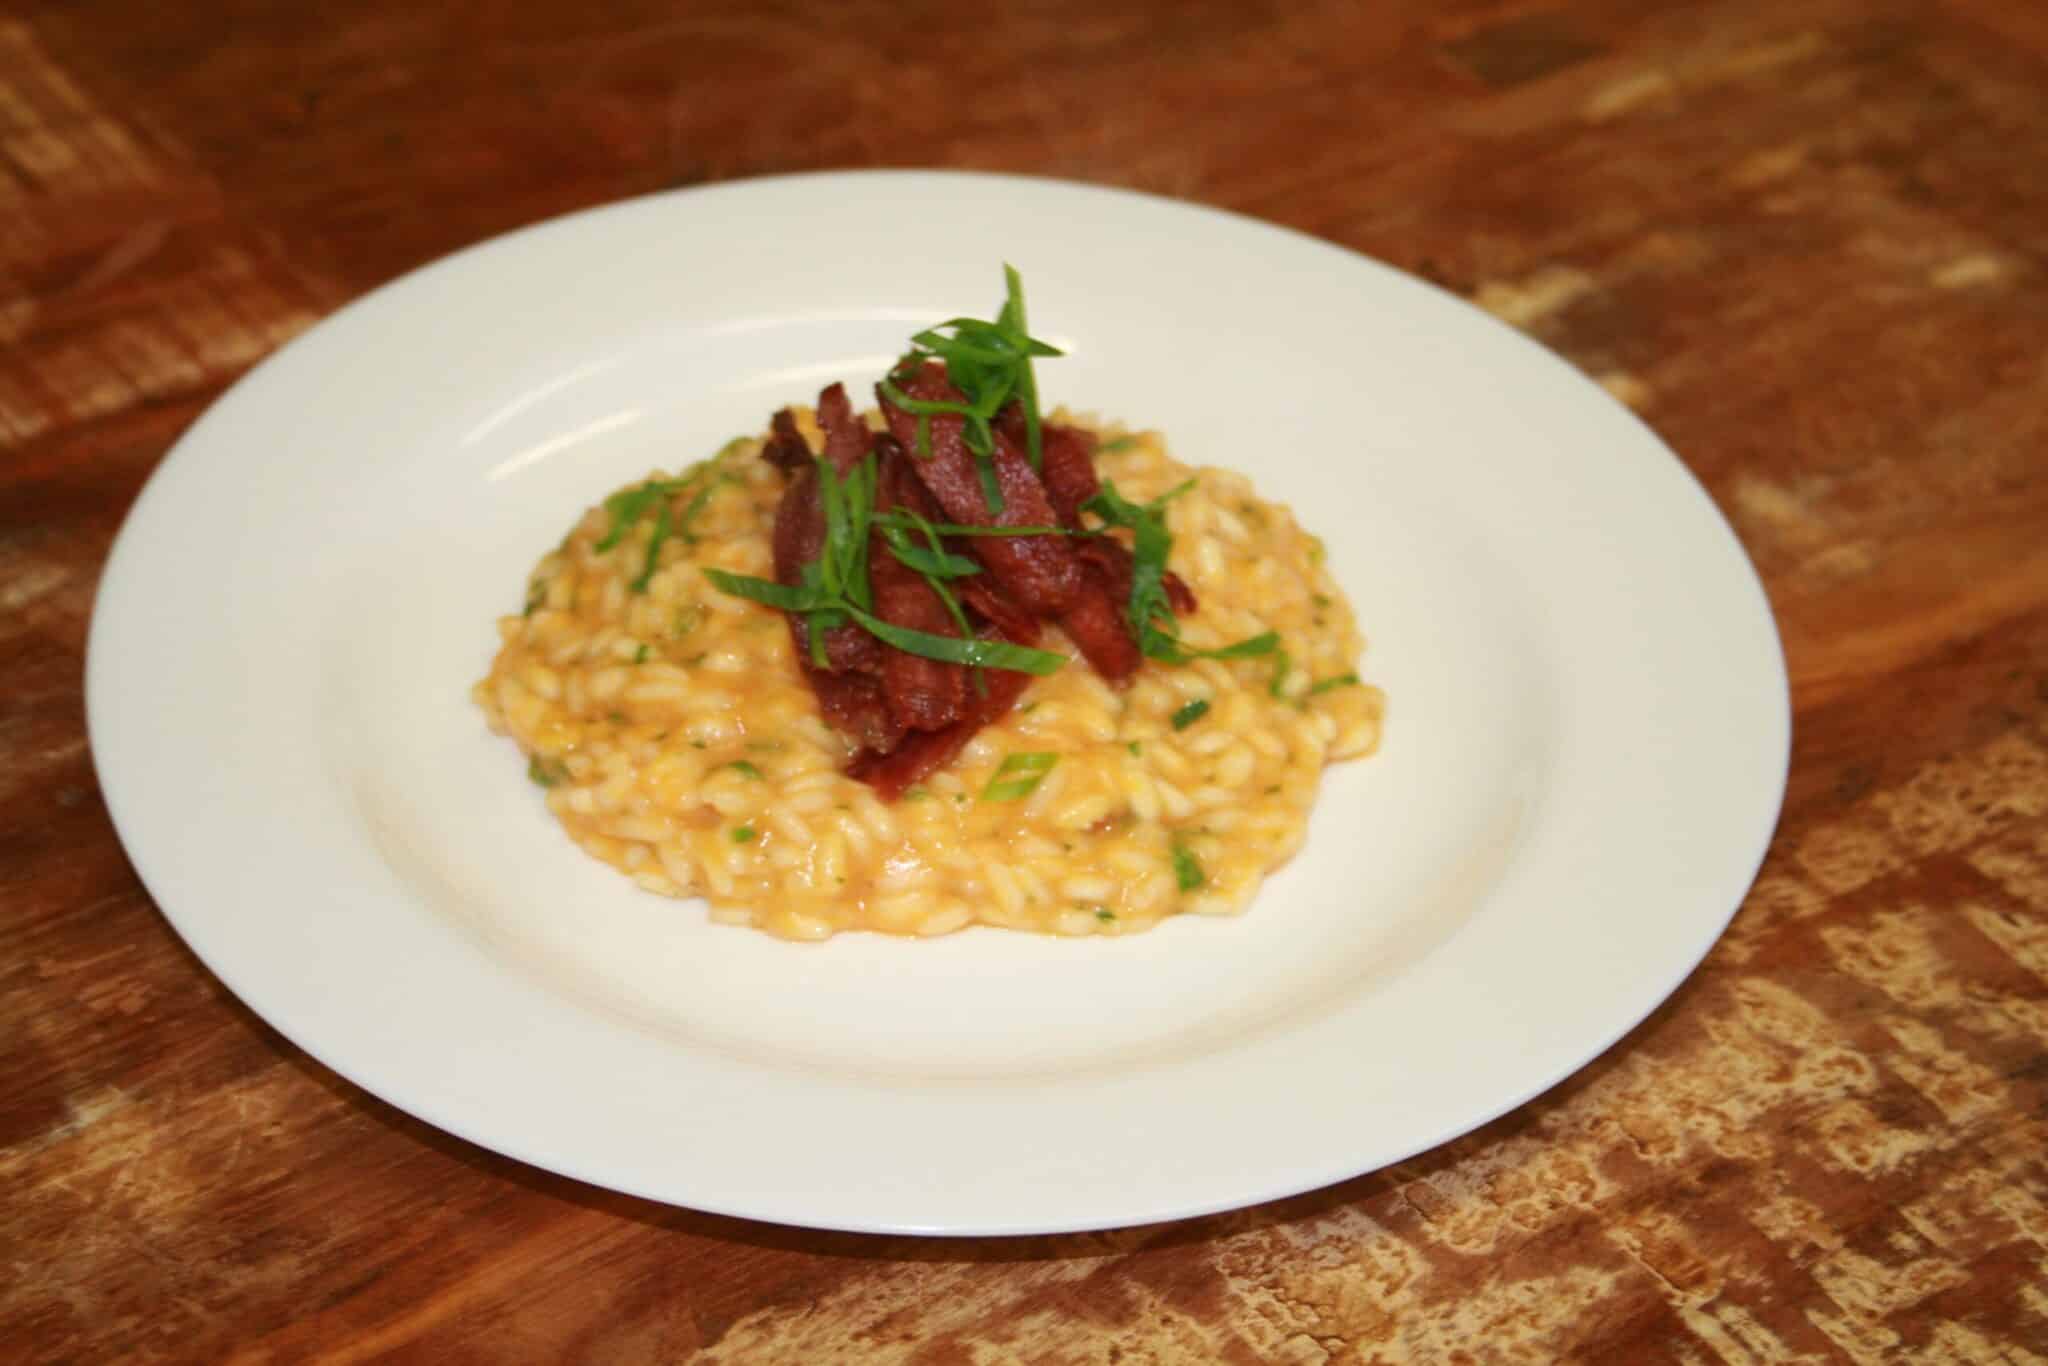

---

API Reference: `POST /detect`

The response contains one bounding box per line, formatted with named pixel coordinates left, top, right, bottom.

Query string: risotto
left=474, top=417, right=1383, bottom=940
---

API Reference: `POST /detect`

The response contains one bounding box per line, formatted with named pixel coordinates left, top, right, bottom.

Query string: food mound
left=475, top=270, right=1383, bottom=939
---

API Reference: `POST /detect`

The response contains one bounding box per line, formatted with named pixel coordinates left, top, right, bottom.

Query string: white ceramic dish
left=87, top=171, right=1789, bottom=1236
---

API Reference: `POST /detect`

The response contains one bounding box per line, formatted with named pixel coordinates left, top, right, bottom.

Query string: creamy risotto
left=474, top=416, right=1383, bottom=940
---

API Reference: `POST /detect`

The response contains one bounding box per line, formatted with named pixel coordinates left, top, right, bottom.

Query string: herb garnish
left=598, top=456, right=741, bottom=595
left=731, top=825, right=757, bottom=843
left=879, top=265, right=1063, bottom=513
left=527, top=756, right=568, bottom=788
left=704, top=449, right=1068, bottom=677
left=1080, top=480, right=1279, bottom=665
left=1307, top=672, right=1360, bottom=696
left=726, top=760, right=764, bottom=780
left=982, top=751, right=1058, bottom=801
left=1171, top=841, right=1205, bottom=892
left=1171, top=698, right=1211, bottom=730
left=1268, top=647, right=1292, bottom=698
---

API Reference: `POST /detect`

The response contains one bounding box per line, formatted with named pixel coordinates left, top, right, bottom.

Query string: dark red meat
left=877, top=363, right=1083, bottom=617
left=868, top=443, right=968, bottom=731
left=755, top=369, right=1210, bottom=799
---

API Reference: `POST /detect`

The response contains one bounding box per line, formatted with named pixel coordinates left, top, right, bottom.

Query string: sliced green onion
left=879, top=524, right=982, bottom=579
left=701, top=568, right=824, bottom=612
left=845, top=606, right=1066, bottom=675
left=1183, top=631, right=1282, bottom=662
left=871, top=512, right=1074, bottom=538
left=982, top=751, right=1059, bottom=801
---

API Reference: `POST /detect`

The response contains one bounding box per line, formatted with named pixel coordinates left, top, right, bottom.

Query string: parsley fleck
left=1171, top=698, right=1210, bottom=730
left=731, top=825, right=756, bottom=843
left=1171, top=842, right=1205, bottom=892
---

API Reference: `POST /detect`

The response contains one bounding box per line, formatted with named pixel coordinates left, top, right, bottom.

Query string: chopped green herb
left=1171, top=842, right=1205, bottom=892
left=871, top=513, right=1075, bottom=539
left=597, top=481, right=672, bottom=552
left=1094, top=907, right=1116, bottom=922
left=1127, top=741, right=1143, bottom=756
left=523, top=578, right=550, bottom=615
left=633, top=643, right=650, bottom=664
left=982, top=751, right=1059, bottom=801
left=880, top=265, right=1063, bottom=511
left=726, top=760, right=763, bottom=780
left=526, top=756, right=568, bottom=788
left=599, top=457, right=742, bottom=595
left=849, top=606, right=1066, bottom=674
left=1080, top=479, right=1277, bottom=665
left=1313, top=593, right=1332, bottom=608
left=1308, top=672, right=1361, bottom=696
left=878, top=523, right=982, bottom=580
left=1171, top=698, right=1211, bottom=730
left=731, top=825, right=757, bottom=843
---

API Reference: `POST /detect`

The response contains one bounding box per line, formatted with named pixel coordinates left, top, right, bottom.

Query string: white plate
left=88, top=171, right=1788, bottom=1236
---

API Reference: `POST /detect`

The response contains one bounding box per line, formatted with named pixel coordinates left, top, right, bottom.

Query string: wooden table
left=7, top=1, right=2046, bottom=1359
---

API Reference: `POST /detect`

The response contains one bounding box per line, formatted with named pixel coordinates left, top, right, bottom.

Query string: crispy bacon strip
left=878, top=364, right=1082, bottom=616
left=1034, top=420, right=1101, bottom=526
left=770, top=458, right=880, bottom=676
left=757, top=371, right=1209, bottom=798
left=815, top=382, right=870, bottom=474
left=761, top=407, right=811, bottom=476
left=869, top=442, right=968, bottom=731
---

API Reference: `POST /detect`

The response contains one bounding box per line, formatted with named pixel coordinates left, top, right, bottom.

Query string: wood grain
left=5, top=0, right=2047, bottom=1360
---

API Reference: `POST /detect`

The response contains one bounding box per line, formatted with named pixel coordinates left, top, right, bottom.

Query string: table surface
left=6, top=0, right=2047, bottom=1360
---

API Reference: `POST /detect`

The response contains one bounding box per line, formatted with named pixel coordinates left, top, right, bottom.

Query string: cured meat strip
left=846, top=661, right=1038, bottom=801
left=868, top=441, right=968, bottom=731
left=1029, top=416, right=1198, bottom=615
left=760, top=407, right=811, bottom=476
left=1077, top=535, right=1198, bottom=618
left=809, top=669, right=903, bottom=756
left=1033, top=420, right=1101, bottom=526
left=815, top=382, right=870, bottom=474
left=877, top=364, right=1082, bottom=616
left=770, top=460, right=881, bottom=675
